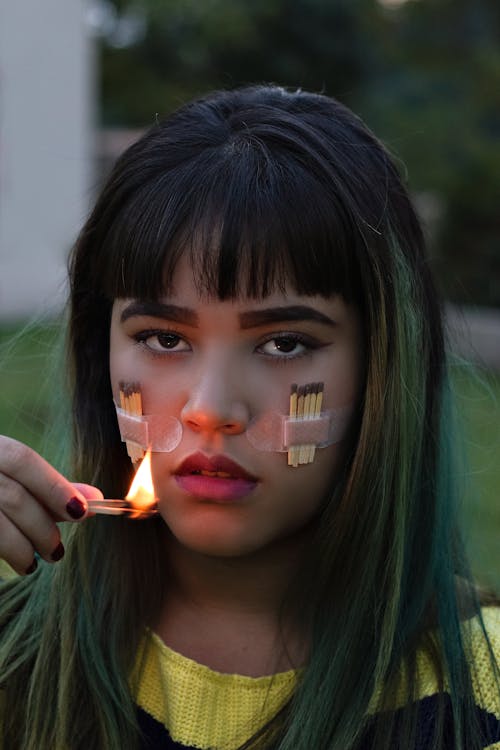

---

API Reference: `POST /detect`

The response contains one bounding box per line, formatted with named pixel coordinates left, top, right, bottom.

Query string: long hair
left=0, top=85, right=496, bottom=749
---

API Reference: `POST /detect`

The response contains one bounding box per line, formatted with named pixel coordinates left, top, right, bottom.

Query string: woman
left=0, top=85, right=498, bottom=749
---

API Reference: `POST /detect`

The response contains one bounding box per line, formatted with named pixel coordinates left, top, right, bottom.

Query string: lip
left=175, top=452, right=258, bottom=481
left=173, top=452, right=258, bottom=502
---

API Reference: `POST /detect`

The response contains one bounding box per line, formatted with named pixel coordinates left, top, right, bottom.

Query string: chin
left=162, top=519, right=271, bottom=558
left=176, top=536, right=266, bottom=558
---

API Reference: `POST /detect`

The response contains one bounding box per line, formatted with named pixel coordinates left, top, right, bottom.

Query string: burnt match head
left=119, top=381, right=142, bottom=398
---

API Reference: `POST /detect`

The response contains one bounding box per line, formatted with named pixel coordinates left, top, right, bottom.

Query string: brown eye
left=274, top=337, right=299, bottom=353
left=134, top=330, right=190, bottom=354
left=156, top=333, right=181, bottom=349
left=258, top=334, right=314, bottom=359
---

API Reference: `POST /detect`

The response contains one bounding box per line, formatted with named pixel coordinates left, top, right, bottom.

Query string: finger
left=0, top=475, right=64, bottom=564
left=73, top=482, right=104, bottom=500
left=0, top=509, right=44, bottom=576
left=0, top=437, right=88, bottom=521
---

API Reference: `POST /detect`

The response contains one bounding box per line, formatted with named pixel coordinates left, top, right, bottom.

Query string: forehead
left=136, top=253, right=341, bottom=308
left=168, top=253, right=298, bottom=305
left=99, top=179, right=359, bottom=305
left=112, top=254, right=358, bottom=334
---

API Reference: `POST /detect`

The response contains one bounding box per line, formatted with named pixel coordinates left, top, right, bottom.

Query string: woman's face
left=109, top=255, right=363, bottom=558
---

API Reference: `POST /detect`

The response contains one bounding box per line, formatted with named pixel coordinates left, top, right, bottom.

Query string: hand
left=0, top=436, right=103, bottom=575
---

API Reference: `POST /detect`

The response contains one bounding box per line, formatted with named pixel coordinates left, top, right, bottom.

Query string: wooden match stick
left=87, top=498, right=158, bottom=518
left=298, top=384, right=312, bottom=465
left=309, top=382, right=324, bottom=463
left=287, top=382, right=325, bottom=467
left=119, top=381, right=145, bottom=464
left=292, top=385, right=305, bottom=467
left=288, top=384, right=298, bottom=466
left=304, top=383, right=318, bottom=464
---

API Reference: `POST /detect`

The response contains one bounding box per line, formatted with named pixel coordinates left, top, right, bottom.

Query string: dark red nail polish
left=25, top=559, right=38, bottom=575
left=51, top=542, right=65, bottom=562
left=66, top=497, right=86, bottom=519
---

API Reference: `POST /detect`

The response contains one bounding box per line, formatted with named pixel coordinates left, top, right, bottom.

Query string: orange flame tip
left=125, top=449, right=156, bottom=510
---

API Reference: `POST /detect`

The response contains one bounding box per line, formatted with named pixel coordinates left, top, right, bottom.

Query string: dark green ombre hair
left=0, top=85, right=497, bottom=748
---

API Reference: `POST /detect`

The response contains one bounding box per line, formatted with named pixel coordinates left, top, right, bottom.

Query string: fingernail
left=50, top=542, right=65, bottom=562
left=66, top=497, right=86, bottom=519
left=25, top=559, right=38, bottom=575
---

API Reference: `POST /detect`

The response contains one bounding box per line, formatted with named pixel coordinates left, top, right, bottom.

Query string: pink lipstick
left=173, top=452, right=258, bottom=501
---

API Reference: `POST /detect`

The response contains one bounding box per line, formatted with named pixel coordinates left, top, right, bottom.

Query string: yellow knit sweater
left=131, top=608, right=500, bottom=750
left=132, top=632, right=297, bottom=749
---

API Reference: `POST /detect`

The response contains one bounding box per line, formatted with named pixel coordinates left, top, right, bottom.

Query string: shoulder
left=465, top=607, right=500, bottom=719
left=365, top=608, right=500, bottom=749
left=410, top=607, right=500, bottom=717
left=416, top=607, right=500, bottom=749
left=456, top=607, right=500, bottom=749
left=370, top=608, right=500, bottom=710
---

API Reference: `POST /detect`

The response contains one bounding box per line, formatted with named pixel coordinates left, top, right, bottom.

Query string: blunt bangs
left=93, top=99, right=368, bottom=306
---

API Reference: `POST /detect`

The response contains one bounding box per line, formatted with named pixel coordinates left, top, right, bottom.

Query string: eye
left=134, top=330, right=190, bottom=354
left=257, top=334, right=313, bottom=359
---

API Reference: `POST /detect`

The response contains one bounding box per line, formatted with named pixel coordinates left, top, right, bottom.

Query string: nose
left=180, top=366, right=250, bottom=436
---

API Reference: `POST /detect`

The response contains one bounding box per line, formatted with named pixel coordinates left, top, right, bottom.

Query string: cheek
left=109, top=336, right=186, bottom=415
left=281, top=441, right=342, bottom=503
left=109, top=330, right=137, bottom=401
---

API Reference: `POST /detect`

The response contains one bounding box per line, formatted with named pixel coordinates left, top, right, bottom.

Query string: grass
left=0, top=321, right=66, bottom=465
left=453, top=368, right=500, bottom=590
left=0, top=321, right=499, bottom=589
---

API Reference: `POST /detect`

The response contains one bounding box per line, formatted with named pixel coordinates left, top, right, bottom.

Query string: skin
left=110, top=255, right=363, bottom=560
left=0, top=444, right=99, bottom=574
left=108, top=255, right=364, bottom=674
left=0, top=253, right=363, bottom=673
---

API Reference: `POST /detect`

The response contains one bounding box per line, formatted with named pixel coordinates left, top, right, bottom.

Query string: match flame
left=125, top=449, right=156, bottom=510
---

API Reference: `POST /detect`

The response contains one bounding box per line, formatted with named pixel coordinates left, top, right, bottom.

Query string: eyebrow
left=120, top=301, right=199, bottom=326
left=238, top=305, right=336, bottom=329
left=120, top=301, right=335, bottom=329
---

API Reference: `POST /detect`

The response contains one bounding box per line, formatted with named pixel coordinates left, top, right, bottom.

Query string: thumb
left=72, top=482, right=104, bottom=501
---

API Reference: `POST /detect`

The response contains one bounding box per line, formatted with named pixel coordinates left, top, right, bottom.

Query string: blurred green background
left=1, top=0, right=499, bottom=586
left=96, top=0, right=500, bottom=308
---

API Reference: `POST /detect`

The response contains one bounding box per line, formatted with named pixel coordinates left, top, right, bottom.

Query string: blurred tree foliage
left=98, top=0, right=500, bottom=306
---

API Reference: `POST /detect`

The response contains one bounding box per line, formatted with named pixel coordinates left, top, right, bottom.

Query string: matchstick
left=305, top=384, right=318, bottom=464
left=288, top=384, right=298, bottom=466
left=287, top=382, right=325, bottom=467
left=292, top=385, right=305, bottom=467
left=87, top=498, right=158, bottom=518
left=298, top=384, right=312, bottom=465
left=119, top=381, right=145, bottom=464
left=309, top=382, right=323, bottom=463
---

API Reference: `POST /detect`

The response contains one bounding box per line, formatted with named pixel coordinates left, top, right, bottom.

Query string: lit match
left=87, top=498, right=158, bottom=517
left=88, top=448, right=157, bottom=518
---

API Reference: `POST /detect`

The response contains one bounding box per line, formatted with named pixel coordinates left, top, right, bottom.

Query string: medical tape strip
left=115, top=407, right=182, bottom=453
left=245, top=406, right=352, bottom=452
left=115, top=404, right=352, bottom=454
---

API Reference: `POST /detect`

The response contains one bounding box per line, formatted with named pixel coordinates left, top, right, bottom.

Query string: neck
left=165, top=529, right=307, bottom=615
left=155, top=530, right=310, bottom=675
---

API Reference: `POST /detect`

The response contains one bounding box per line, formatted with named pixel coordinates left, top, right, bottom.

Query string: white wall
left=0, top=0, right=94, bottom=319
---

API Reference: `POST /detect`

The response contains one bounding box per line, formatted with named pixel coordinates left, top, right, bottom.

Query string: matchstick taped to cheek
left=287, top=382, right=324, bottom=467
left=119, top=381, right=145, bottom=464
left=114, top=382, right=352, bottom=463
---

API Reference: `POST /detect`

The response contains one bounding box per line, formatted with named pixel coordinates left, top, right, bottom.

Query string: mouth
left=173, top=452, right=258, bottom=501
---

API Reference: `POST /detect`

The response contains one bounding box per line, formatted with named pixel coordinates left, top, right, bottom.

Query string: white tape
left=245, top=407, right=352, bottom=451
left=115, top=404, right=352, bottom=454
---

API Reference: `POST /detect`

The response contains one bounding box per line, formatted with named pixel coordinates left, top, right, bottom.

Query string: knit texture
left=132, top=632, right=297, bottom=750
left=133, top=608, right=500, bottom=750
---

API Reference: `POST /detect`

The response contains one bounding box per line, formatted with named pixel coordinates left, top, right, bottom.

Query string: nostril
left=222, top=423, right=243, bottom=435
left=181, top=402, right=249, bottom=434
left=185, top=419, right=202, bottom=432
